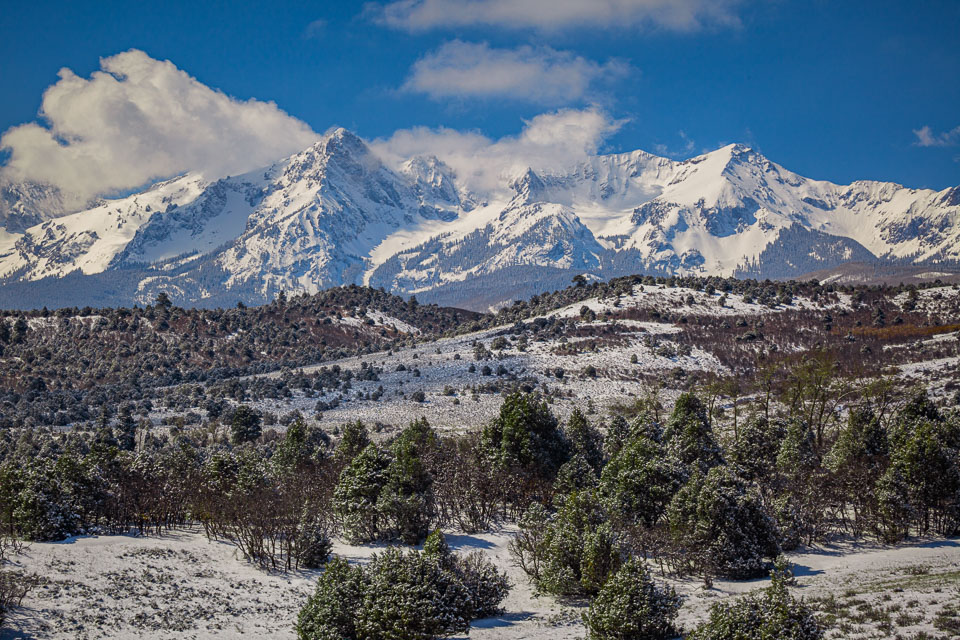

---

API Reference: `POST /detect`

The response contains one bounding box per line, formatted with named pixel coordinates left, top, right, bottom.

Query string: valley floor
left=4, top=529, right=960, bottom=639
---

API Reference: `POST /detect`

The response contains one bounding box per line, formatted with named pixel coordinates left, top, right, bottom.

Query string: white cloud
left=304, top=19, right=328, bottom=39
left=0, top=50, right=318, bottom=208
left=913, top=124, right=960, bottom=148
left=403, top=41, right=629, bottom=103
left=371, top=107, right=623, bottom=194
left=372, top=0, right=743, bottom=32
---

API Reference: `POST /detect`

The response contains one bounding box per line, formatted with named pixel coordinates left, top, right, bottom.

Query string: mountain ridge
left=0, top=129, right=957, bottom=310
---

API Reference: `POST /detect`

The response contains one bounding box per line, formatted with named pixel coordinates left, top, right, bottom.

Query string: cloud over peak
left=372, top=107, right=623, bottom=194
left=0, top=50, right=318, bottom=208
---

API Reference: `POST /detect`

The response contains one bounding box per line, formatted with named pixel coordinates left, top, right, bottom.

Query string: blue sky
left=1, top=0, right=958, bottom=200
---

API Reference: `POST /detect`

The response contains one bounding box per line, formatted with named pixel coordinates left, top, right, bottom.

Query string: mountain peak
left=725, top=142, right=753, bottom=154
left=320, top=127, right=367, bottom=155
left=281, top=127, right=377, bottom=182
left=508, top=168, right=546, bottom=203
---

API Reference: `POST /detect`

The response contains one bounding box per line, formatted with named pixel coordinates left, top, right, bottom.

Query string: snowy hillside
left=1, top=129, right=958, bottom=309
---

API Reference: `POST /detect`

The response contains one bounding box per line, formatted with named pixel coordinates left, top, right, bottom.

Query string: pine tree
left=296, top=513, right=332, bottom=569
left=565, top=408, right=604, bottom=474
left=728, top=416, right=786, bottom=483
left=603, top=415, right=631, bottom=459
left=880, top=408, right=960, bottom=539
left=333, top=444, right=390, bottom=543
left=378, top=419, right=438, bottom=544
left=776, top=418, right=827, bottom=543
left=335, top=420, right=370, bottom=464
left=357, top=547, right=472, bottom=640
left=554, top=454, right=600, bottom=498
left=688, top=572, right=823, bottom=640
left=297, top=556, right=364, bottom=640
left=518, top=489, right=622, bottom=596
left=662, top=393, right=723, bottom=474
left=115, top=404, right=137, bottom=452
left=825, top=407, right=888, bottom=536
left=599, top=435, right=681, bottom=528
left=583, top=559, right=682, bottom=640
left=230, top=405, right=262, bottom=445
left=481, top=392, right=569, bottom=478
left=274, top=417, right=327, bottom=473
left=667, top=465, right=779, bottom=580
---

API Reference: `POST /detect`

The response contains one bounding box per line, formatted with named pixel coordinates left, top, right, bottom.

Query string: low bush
left=297, top=531, right=508, bottom=640
left=582, top=559, right=682, bottom=640
left=0, top=570, right=37, bottom=629
left=688, top=574, right=823, bottom=640
left=511, top=490, right=622, bottom=596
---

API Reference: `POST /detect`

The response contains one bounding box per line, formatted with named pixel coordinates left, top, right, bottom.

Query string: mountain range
left=1, top=128, right=958, bottom=310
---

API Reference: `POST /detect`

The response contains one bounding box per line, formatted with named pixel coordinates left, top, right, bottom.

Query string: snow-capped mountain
left=0, top=129, right=957, bottom=310
left=0, top=179, right=83, bottom=233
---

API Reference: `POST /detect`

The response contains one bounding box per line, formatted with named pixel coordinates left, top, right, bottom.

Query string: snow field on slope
left=241, top=316, right=721, bottom=432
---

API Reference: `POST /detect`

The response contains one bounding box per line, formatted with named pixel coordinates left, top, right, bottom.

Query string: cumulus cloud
left=371, top=107, right=623, bottom=194
left=371, top=0, right=744, bottom=32
left=0, top=50, right=318, bottom=208
left=403, top=41, right=629, bottom=103
left=913, top=124, right=960, bottom=148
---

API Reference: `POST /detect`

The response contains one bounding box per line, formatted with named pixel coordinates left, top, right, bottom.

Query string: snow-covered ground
left=547, top=283, right=851, bottom=320
left=185, top=282, right=955, bottom=434
left=238, top=314, right=721, bottom=432
left=5, top=529, right=959, bottom=639
left=2, top=529, right=318, bottom=639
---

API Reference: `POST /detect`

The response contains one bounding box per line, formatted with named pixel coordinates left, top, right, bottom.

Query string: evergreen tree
left=357, top=546, right=472, bottom=640
left=296, top=513, right=333, bottom=569
left=879, top=409, right=960, bottom=539
left=667, top=465, right=779, bottom=580
left=553, top=453, right=599, bottom=499
left=565, top=408, right=604, bottom=474
left=333, top=444, right=390, bottom=543
left=603, top=415, right=631, bottom=459
left=422, top=530, right=509, bottom=620
left=517, top=489, right=622, bottom=596
left=688, top=572, right=823, bottom=640
left=274, top=417, right=327, bottom=473
left=297, top=556, right=364, bottom=640
left=230, top=405, right=262, bottom=445
left=481, top=392, right=569, bottom=478
left=662, top=394, right=723, bottom=474
left=775, top=418, right=826, bottom=544
left=599, top=435, right=681, bottom=528
left=114, top=404, right=137, bottom=452
left=728, top=416, right=786, bottom=483
left=583, top=559, right=682, bottom=640
left=825, top=407, right=888, bottom=535
left=335, top=420, right=370, bottom=464
left=10, top=460, right=80, bottom=541
left=378, top=419, right=438, bottom=544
